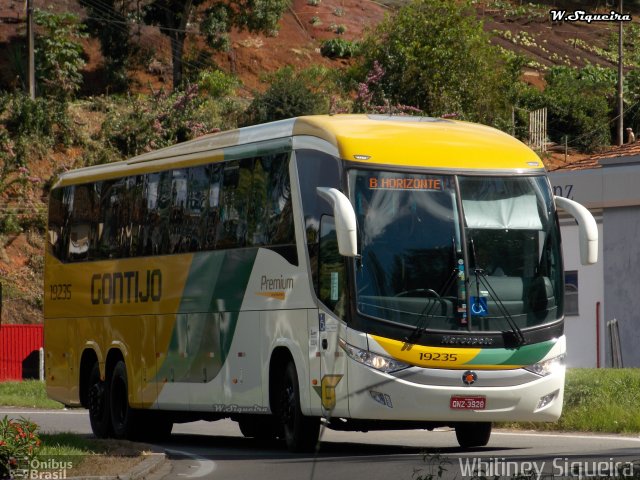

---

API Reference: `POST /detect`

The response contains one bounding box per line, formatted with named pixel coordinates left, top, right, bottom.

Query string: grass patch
left=33, top=433, right=147, bottom=477
left=0, top=380, right=64, bottom=409
left=501, top=368, right=640, bottom=434
left=39, top=433, right=110, bottom=457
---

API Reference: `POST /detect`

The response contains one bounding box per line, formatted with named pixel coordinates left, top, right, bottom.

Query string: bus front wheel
left=88, top=362, right=111, bottom=438
left=455, top=422, right=492, bottom=448
left=278, top=362, right=320, bottom=452
left=109, top=360, right=137, bottom=439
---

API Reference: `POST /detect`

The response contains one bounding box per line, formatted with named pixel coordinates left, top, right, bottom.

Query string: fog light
left=536, top=389, right=559, bottom=410
left=370, top=390, right=393, bottom=408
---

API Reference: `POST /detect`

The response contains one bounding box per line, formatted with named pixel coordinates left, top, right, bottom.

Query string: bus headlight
left=524, top=353, right=565, bottom=376
left=339, top=338, right=410, bottom=373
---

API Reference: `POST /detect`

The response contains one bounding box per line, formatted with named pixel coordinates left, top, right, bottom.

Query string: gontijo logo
left=91, top=269, right=162, bottom=305
left=256, top=275, right=294, bottom=300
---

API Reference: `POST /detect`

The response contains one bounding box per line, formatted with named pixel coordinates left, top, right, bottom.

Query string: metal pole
left=39, top=347, right=45, bottom=381
left=616, top=0, right=624, bottom=146
left=27, top=0, right=35, bottom=99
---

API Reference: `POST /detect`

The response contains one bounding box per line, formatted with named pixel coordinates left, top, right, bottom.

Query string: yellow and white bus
left=44, top=115, right=597, bottom=450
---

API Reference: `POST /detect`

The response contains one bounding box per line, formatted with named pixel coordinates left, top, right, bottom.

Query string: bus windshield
left=349, top=170, right=563, bottom=333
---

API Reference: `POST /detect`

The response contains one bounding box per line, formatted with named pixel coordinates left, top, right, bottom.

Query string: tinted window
left=295, top=149, right=341, bottom=294
left=48, top=151, right=296, bottom=263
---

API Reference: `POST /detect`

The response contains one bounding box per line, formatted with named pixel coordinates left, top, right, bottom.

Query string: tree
left=144, top=0, right=289, bottom=90
left=542, top=66, right=613, bottom=152
left=34, top=9, right=87, bottom=99
left=355, top=0, right=517, bottom=126
left=242, top=66, right=332, bottom=126
left=79, top=0, right=134, bottom=92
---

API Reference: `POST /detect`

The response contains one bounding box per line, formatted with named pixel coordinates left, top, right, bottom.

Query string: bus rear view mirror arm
left=554, top=196, right=598, bottom=265
left=317, top=187, right=359, bottom=257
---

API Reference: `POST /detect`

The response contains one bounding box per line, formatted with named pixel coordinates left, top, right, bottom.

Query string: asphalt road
left=2, top=408, right=639, bottom=479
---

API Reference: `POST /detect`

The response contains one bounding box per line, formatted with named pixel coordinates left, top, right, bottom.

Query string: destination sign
left=368, top=176, right=443, bottom=191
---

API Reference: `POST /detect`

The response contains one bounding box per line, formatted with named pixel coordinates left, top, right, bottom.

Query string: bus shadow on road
left=161, top=433, right=524, bottom=461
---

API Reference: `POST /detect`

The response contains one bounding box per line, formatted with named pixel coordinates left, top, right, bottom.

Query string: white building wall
left=559, top=219, right=604, bottom=367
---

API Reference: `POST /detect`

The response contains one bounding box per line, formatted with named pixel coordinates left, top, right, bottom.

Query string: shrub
left=320, top=38, right=359, bottom=59
left=0, top=416, right=41, bottom=478
left=355, top=0, right=516, bottom=125
left=101, top=84, right=216, bottom=158
left=197, top=70, right=240, bottom=98
left=242, top=66, right=330, bottom=125
left=542, top=65, right=613, bottom=152
left=33, top=9, right=87, bottom=99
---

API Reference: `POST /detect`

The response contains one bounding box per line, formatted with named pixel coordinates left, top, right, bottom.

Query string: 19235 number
left=419, top=352, right=458, bottom=361
left=50, top=284, right=72, bottom=301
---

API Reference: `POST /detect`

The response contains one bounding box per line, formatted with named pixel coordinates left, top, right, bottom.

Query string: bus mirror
left=317, top=187, right=358, bottom=257
left=554, top=196, right=598, bottom=265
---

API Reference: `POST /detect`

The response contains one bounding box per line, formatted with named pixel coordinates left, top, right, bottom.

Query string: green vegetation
left=242, top=66, right=338, bottom=125
left=0, top=381, right=63, bottom=409
left=503, top=368, right=640, bottom=434
left=33, top=9, right=87, bottom=100
left=0, top=416, right=40, bottom=477
left=38, top=432, right=111, bottom=456
left=144, top=0, right=289, bottom=89
left=354, top=0, right=518, bottom=126
left=320, top=38, right=359, bottom=59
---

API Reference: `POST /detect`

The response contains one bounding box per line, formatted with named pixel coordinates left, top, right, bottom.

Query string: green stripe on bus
left=156, top=249, right=258, bottom=383
left=465, top=339, right=556, bottom=366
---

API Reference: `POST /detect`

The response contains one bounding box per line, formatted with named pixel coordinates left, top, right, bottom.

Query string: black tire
left=278, top=362, right=320, bottom=452
left=88, top=362, right=111, bottom=438
left=109, top=360, right=138, bottom=439
left=238, top=415, right=279, bottom=441
left=455, top=422, right=492, bottom=448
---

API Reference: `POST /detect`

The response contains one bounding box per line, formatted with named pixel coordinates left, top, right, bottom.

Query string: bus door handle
left=321, top=338, right=328, bottom=350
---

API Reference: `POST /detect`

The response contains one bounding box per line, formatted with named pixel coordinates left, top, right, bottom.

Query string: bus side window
left=252, top=153, right=297, bottom=264
left=170, top=169, right=188, bottom=253
left=295, top=149, right=342, bottom=296
left=129, top=175, right=146, bottom=257
left=48, top=187, right=71, bottom=261
left=217, top=160, right=248, bottom=249
left=203, top=164, right=221, bottom=250
left=143, top=173, right=160, bottom=255
left=185, top=165, right=209, bottom=252
left=319, top=216, right=347, bottom=319
left=68, top=184, right=95, bottom=262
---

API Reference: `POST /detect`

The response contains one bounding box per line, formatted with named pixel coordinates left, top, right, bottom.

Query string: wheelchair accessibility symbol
left=470, top=296, right=488, bottom=317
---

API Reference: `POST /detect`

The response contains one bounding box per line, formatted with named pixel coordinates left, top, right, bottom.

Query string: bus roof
left=54, top=115, right=543, bottom=187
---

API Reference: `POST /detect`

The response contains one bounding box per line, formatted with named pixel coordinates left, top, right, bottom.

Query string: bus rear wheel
left=278, top=362, right=320, bottom=452
left=88, top=362, right=111, bottom=438
left=455, top=422, right=492, bottom=448
left=109, top=360, right=138, bottom=439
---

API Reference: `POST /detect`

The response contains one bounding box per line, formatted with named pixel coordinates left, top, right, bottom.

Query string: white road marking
left=166, top=448, right=217, bottom=478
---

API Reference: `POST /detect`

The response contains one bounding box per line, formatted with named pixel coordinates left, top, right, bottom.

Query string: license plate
left=450, top=395, right=486, bottom=410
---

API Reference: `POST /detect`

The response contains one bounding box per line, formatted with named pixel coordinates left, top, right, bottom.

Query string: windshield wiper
left=403, top=288, right=447, bottom=348
left=470, top=238, right=526, bottom=347
left=403, top=238, right=459, bottom=347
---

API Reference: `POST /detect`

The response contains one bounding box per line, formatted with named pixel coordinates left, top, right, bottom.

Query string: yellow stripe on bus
left=370, top=335, right=481, bottom=368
